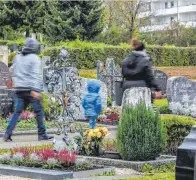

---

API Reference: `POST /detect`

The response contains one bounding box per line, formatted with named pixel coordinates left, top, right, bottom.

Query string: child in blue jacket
left=82, top=80, right=102, bottom=129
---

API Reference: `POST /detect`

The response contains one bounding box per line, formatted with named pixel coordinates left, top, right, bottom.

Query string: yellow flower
left=97, top=132, right=102, bottom=138
left=94, top=129, right=99, bottom=133
left=102, top=127, right=108, bottom=134
left=85, top=130, right=90, bottom=134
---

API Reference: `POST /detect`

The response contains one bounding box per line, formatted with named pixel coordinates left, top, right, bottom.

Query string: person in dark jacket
left=82, top=80, right=102, bottom=129
left=121, top=38, right=161, bottom=99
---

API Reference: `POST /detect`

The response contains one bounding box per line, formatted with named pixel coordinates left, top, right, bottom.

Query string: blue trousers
left=89, top=117, right=96, bottom=129
left=4, top=91, right=46, bottom=137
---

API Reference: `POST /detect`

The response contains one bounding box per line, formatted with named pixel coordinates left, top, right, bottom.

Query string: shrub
left=117, top=104, right=165, bottom=161
left=8, top=52, right=17, bottom=66
left=161, top=114, right=196, bottom=155
left=44, top=45, right=196, bottom=69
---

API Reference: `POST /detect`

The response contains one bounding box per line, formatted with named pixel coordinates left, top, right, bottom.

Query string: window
left=171, top=17, right=174, bottom=24
left=171, top=1, right=174, bottom=8
left=165, top=2, right=168, bottom=9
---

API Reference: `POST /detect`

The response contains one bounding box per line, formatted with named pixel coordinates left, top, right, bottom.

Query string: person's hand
left=154, top=91, right=162, bottom=99
left=31, top=91, right=41, bottom=100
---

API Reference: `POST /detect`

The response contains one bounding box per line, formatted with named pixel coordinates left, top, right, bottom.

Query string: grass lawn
left=79, top=66, right=196, bottom=79
left=121, top=173, right=175, bottom=180
left=153, top=99, right=168, bottom=107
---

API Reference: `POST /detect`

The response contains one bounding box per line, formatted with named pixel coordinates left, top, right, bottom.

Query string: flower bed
left=98, top=108, right=120, bottom=125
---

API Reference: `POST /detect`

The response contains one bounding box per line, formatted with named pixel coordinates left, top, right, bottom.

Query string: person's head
left=22, top=38, right=38, bottom=55
left=87, top=80, right=101, bottom=93
left=131, top=38, right=145, bottom=51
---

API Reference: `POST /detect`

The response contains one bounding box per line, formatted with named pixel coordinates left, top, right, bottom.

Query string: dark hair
left=131, top=38, right=145, bottom=51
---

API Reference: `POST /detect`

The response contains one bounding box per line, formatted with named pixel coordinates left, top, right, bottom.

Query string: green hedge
left=44, top=46, right=196, bottom=69
left=161, top=114, right=196, bottom=155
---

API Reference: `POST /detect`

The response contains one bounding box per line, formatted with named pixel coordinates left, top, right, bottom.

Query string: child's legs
left=89, top=117, right=96, bottom=129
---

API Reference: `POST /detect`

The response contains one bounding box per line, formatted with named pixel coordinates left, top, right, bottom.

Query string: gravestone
left=40, top=45, right=45, bottom=54
left=0, top=61, right=11, bottom=87
left=97, top=58, right=122, bottom=98
left=176, top=125, right=196, bottom=180
left=12, top=44, right=18, bottom=52
left=153, top=69, right=168, bottom=94
left=0, top=46, right=9, bottom=65
left=167, top=76, right=196, bottom=117
left=122, top=87, right=152, bottom=108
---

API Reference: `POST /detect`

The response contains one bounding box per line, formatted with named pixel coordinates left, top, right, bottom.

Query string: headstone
left=40, top=45, right=45, bottom=54
left=167, top=76, right=196, bottom=117
left=12, top=44, right=18, bottom=52
left=96, top=61, right=104, bottom=80
left=176, top=125, right=196, bottom=180
left=0, top=89, right=14, bottom=117
left=97, top=58, right=122, bottom=98
left=153, top=69, right=168, bottom=94
left=0, top=46, right=9, bottom=65
left=0, top=61, right=11, bottom=87
left=122, top=87, right=152, bottom=108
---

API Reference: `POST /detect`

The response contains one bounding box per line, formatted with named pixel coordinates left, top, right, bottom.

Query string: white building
left=139, top=0, right=196, bottom=32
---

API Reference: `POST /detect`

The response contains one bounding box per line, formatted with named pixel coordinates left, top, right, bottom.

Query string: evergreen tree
left=45, top=1, right=105, bottom=42
left=0, top=0, right=55, bottom=37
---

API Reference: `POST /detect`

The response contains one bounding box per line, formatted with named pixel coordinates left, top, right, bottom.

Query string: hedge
left=43, top=46, right=196, bottom=69
left=161, top=114, right=196, bottom=155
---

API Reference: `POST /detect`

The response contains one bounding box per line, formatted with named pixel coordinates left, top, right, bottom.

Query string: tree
left=104, top=0, right=147, bottom=39
left=45, top=1, right=105, bottom=42
left=0, top=0, right=55, bottom=38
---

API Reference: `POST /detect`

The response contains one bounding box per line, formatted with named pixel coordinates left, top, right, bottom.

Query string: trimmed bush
left=44, top=45, right=196, bottom=69
left=117, top=104, right=165, bottom=161
left=161, top=114, right=196, bottom=155
left=79, top=69, right=97, bottom=79
left=153, top=99, right=171, bottom=114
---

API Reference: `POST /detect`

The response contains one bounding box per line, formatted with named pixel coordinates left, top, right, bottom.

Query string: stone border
left=73, top=167, right=115, bottom=178
left=78, top=155, right=176, bottom=171
left=0, top=164, right=115, bottom=180
left=0, top=123, right=117, bottom=137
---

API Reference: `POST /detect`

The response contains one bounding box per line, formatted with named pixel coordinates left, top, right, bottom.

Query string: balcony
left=139, top=5, right=196, bottom=18
left=140, top=21, right=196, bottom=32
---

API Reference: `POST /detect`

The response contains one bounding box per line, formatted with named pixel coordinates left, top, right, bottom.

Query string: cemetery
left=0, top=43, right=195, bottom=180
left=1, top=1, right=196, bottom=179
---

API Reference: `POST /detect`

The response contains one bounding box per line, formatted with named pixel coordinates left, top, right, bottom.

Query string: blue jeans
left=4, top=91, right=46, bottom=137
left=89, top=117, right=96, bottom=129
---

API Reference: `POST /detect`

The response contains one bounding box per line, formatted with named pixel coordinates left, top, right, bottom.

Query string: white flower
left=0, top=153, right=11, bottom=161
left=29, top=153, right=40, bottom=161
left=12, top=152, right=24, bottom=161
left=46, top=158, right=58, bottom=165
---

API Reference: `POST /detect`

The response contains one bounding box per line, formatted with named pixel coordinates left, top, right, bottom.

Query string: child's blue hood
left=87, top=80, right=101, bottom=93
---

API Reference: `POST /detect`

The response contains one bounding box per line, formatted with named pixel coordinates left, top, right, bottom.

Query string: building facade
left=139, top=0, right=196, bottom=32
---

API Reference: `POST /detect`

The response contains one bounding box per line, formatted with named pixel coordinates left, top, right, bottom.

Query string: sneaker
left=3, top=135, right=12, bottom=142
left=38, top=135, right=54, bottom=141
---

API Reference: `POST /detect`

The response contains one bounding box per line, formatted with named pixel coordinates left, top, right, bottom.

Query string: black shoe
left=3, top=135, right=12, bottom=142
left=38, top=135, right=54, bottom=141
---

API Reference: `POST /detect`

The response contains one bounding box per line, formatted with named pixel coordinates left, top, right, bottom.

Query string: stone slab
left=0, top=164, right=73, bottom=180
left=167, top=76, right=196, bottom=117
left=122, top=87, right=152, bottom=108
left=78, top=155, right=176, bottom=171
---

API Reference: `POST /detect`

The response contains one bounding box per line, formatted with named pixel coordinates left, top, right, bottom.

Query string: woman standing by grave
left=120, top=38, right=162, bottom=104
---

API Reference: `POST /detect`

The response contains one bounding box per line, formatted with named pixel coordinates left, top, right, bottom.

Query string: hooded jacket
left=12, top=38, right=43, bottom=92
left=82, top=80, right=102, bottom=117
left=121, top=51, right=160, bottom=91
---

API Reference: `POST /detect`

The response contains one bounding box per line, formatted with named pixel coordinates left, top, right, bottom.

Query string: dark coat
left=121, top=51, right=160, bottom=91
